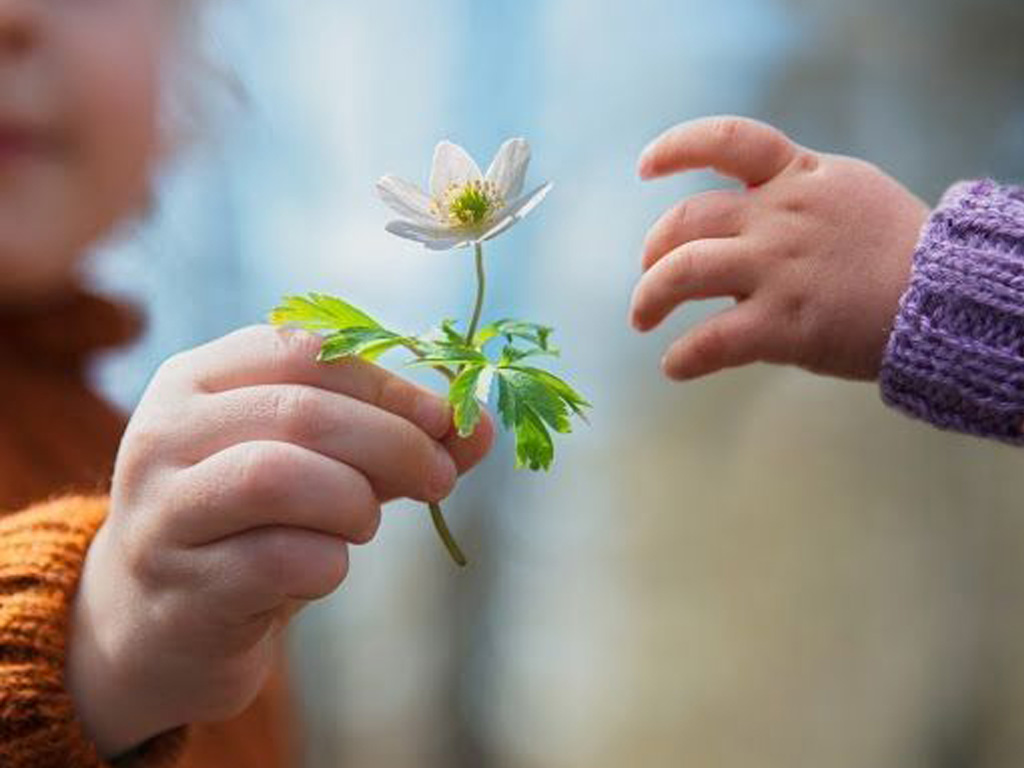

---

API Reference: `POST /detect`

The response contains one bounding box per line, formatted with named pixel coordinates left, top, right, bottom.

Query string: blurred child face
left=0, top=0, right=165, bottom=301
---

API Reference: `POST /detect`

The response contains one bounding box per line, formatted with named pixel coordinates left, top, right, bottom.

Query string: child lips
left=0, top=121, right=55, bottom=162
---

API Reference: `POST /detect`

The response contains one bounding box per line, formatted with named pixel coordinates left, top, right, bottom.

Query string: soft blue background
left=89, top=2, right=1024, bottom=766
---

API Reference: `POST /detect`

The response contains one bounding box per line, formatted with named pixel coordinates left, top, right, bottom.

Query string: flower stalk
left=429, top=502, right=467, bottom=567
left=467, top=242, right=487, bottom=346
left=429, top=241, right=488, bottom=565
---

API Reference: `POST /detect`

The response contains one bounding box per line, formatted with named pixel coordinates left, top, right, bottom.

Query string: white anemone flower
left=376, top=138, right=552, bottom=251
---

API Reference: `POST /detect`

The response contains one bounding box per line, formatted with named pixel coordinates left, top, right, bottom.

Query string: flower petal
left=385, top=220, right=470, bottom=251
left=485, top=138, right=530, bottom=200
left=430, top=141, right=483, bottom=199
left=480, top=182, right=552, bottom=242
left=376, top=176, right=436, bottom=225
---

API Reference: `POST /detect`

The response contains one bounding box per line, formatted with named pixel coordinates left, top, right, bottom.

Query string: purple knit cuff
left=880, top=179, right=1024, bottom=444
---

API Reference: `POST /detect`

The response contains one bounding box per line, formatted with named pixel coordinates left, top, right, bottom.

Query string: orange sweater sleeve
left=0, top=495, right=186, bottom=768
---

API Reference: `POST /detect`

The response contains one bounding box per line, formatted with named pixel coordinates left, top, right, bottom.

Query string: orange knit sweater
left=0, top=289, right=294, bottom=768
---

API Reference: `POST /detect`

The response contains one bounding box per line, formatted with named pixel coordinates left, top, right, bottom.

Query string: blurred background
left=87, top=0, right=1024, bottom=766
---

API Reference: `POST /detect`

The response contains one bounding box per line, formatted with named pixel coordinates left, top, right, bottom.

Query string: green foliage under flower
left=270, top=292, right=590, bottom=472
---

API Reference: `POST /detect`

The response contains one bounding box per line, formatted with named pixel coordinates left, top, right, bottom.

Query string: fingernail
left=416, top=395, right=452, bottom=438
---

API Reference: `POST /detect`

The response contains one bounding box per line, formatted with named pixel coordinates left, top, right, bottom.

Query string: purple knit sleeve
left=880, top=179, right=1024, bottom=444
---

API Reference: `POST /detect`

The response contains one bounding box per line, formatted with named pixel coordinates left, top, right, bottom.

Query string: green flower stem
left=423, top=242, right=488, bottom=567
left=429, top=502, right=467, bottom=567
left=466, top=242, right=486, bottom=346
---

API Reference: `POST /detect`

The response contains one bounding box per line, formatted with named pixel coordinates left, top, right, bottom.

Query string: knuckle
left=111, top=496, right=181, bottom=592
left=776, top=291, right=816, bottom=363
left=698, top=194, right=730, bottom=225
left=118, top=517, right=162, bottom=585
left=768, top=229, right=806, bottom=261
left=115, top=415, right=171, bottom=493
left=781, top=292, right=808, bottom=327
left=269, top=386, right=322, bottom=443
left=668, top=244, right=705, bottom=286
left=794, top=150, right=820, bottom=174
left=669, top=198, right=691, bottom=234
left=710, top=116, right=744, bottom=147
left=781, top=197, right=808, bottom=215
left=120, top=417, right=161, bottom=466
left=373, top=372, right=413, bottom=415
left=233, top=443, right=294, bottom=501
left=155, top=350, right=192, bottom=385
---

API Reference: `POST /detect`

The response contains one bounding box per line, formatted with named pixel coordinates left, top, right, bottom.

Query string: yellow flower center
left=435, top=180, right=505, bottom=228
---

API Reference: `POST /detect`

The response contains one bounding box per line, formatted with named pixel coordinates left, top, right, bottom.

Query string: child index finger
left=638, top=116, right=797, bottom=187
left=183, top=325, right=453, bottom=440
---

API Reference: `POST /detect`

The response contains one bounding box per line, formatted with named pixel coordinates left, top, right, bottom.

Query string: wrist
left=66, top=523, right=172, bottom=758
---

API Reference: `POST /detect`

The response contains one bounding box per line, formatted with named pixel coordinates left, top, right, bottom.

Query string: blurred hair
left=159, top=0, right=242, bottom=158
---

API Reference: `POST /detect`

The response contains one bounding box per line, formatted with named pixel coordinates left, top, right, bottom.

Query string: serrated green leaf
left=319, top=327, right=405, bottom=362
left=405, top=339, right=487, bottom=369
left=514, top=409, right=555, bottom=470
left=498, top=369, right=572, bottom=434
left=496, top=368, right=572, bottom=472
left=509, top=366, right=591, bottom=420
left=270, top=293, right=381, bottom=332
left=449, top=363, right=490, bottom=437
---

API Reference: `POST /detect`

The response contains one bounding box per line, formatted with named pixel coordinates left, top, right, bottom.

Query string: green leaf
left=476, top=319, right=554, bottom=351
left=495, top=374, right=555, bottom=470
left=440, top=319, right=466, bottom=345
left=405, top=338, right=487, bottom=369
left=319, top=327, right=405, bottom=362
left=496, top=368, right=572, bottom=471
left=269, top=293, right=381, bottom=332
left=449, top=363, right=492, bottom=437
left=509, top=366, right=591, bottom=421
left=513, top=409, right=555, bottom=471
left=493, top=364, right=591, bottom=471
left=500, top=369, right=572, bottom=434
left=498, top=344, right=558, bottom=366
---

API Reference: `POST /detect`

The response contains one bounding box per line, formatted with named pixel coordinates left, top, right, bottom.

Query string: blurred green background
left=89, top=0, right=1024, bottom=765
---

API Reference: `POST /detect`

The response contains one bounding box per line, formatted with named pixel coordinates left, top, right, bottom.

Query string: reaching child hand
left=65, top=325, right=493, bottom=758
left=630, top=116, right=931, bottom=381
